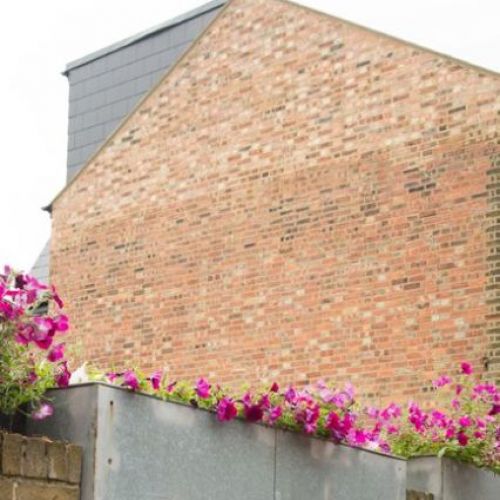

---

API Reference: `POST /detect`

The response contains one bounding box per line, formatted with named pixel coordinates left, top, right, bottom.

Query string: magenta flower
left=489, top=404, right=500, bottom=416
left=344, top=382, right=355, bottom=401
left=366, top=406, right=380, bottom=419
left=476, top=418, right=486, bottom=429
left=123, top=370, right=139, bottom=391
left=348, top=429, right=368, bottom=446
left=55, top=362, right=71, bottom=388
left=408, top=402, right=428, bottom=433
left=216, top=397, right=238, bottom=422
left=241, top=391, right=252, bottom=408
left=0, top=300, right=16, bottom=320
left=268, top=405, right=282, bottom=424
left=31, top=403, right=54, bottom=420
left=284, top=386, right=297, bottom=404
left=106, top=372, right=119, bottom=383
left=331, top=392, right=350, bottom=409
left=458, top=415, right=473, bottom=428
left=326, top=411, right=356, bottom=442
left=380, top=403, right=401, bottom=421
left=14, top=325, right=32, bottom=345
left=387, top=424, right=399, bottom=435
left=47, top=343, right=65, bottom=362
left=270, top=382, right=279, bottom=393
left=461, top=362, right=473, bottom=375
left=433, top=375, right=452, bottom=388
left=431, top=410, right=447, bottom=428
left=166, top=380, right=177, bottom=393
left=195, top=378, right=211, bottom=399
left=258, top=394, right=271, bottom=409
left=149, top=370, right=162, bottom=390
left=244, top=404, right=264, bottom=422
left=34, top=334, right=53, bottom=350
left=51, top=285, right=64, bottom=309
left=445, top=424, right=456, bottom=439
left=54, top=314, right=69, bottom=333
left=457, top=431, right=469, bottom=446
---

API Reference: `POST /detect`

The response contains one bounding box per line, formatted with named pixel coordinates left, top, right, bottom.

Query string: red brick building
left=48, top=0, right=500, bottom=400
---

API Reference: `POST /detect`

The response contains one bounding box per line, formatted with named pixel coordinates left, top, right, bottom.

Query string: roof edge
left=48, top=0, right=499, bottom=210
left=281, top=0, right=499, bottom=77
left=48, top=0, right=234, bottom=210
left=62, top=0, right=226, bottom=75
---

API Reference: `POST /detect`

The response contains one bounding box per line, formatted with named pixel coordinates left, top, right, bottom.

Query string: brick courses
left=50, top=0, right=500, bottom=400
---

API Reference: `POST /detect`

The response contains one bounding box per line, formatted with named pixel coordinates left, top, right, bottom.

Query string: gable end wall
left=51, top=0, right=500, bottom=397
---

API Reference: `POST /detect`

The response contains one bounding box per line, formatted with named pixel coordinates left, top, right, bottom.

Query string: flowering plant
left=0, top=266, right=71, bottom=421
left=389, top=362, right=500, bottom=471
left=104, top=363, right=499, bottom=472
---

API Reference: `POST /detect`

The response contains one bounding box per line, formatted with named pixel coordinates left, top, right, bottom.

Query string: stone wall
left=50, top=0, right=500, bottom=398
left=0, top=432, right=82, bottom=500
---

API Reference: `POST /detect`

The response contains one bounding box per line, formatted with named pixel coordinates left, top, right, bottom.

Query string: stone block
left=0, top=476, right=14, bottom=499
left=47, top=441, right=68, bottom=481
left=66, top=444, right=82, bottom=484
left=15, top=482, right=79, bottom=500
left=22, top=436, right=48, bottom=478
left=1, top=433, right=23, bottom=476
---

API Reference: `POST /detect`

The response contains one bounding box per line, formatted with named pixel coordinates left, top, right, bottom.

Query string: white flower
left=69, top=362, right=89, bottom=384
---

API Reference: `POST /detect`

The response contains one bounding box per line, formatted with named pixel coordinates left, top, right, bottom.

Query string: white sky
left=0, top=0, right=498, bottom=274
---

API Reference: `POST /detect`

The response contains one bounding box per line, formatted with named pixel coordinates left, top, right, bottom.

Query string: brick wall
left=50, top=0, right=500, bottom=399
left=0, top=432, right=82, bottom=499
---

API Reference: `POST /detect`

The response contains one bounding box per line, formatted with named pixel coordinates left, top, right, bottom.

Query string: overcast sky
left=0, top=0, right=498, bottom=275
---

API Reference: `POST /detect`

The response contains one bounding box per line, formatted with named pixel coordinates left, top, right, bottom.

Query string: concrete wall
left=27, top=383, right=407, bottom=500
left=407, top=456, right=499, bottom=500
left=21, top=385, right=500, bottom=500
left=0, top=432, right=82, bottom=499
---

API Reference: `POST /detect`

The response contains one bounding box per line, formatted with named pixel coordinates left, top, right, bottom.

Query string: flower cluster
left=389, top=362, right=500, bottom=471
left=0, top=266, right=71, bottom=421
left=104, top=363, right=499, bottom=471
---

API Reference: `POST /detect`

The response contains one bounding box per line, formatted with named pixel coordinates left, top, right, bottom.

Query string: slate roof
left=32, top=0, right=226, bottom=282
left=65, top=0, right=225, bottom=181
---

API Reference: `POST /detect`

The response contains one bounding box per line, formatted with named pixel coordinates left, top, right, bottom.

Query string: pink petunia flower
left=122, top=370, right=139, bottom=391
left=32, top=403, right=54, bottom=420
left=270, top=382, right=279, bottom=393
left=55, top=362, right=71, bottom=388
left=216, top=397, right=238, bottom=422
left=457, top=431, right=469, bottom=446
left=284, top=386, right=297, bottom=404
left=51, top=285, right=64, bottom=309
left=195, top=378, right=211, bottom=399
left=106, top=372, right=120, bottom=383
left=433, top=375, right=452, bottom=388
left=489, top=404, right=500, bottom=416
left=149, top=370, right=162, bottom=391
left=458, top=415, right=473, bottom=428
left=47, top=343, right=65, bottom=363
left=54, top=314, right=69, bottom=333
left=460, top=362, right=473, bottom=375
left=268, top=405, right=282, bottom=424
left=166, top=380, right=177, bottom=393
left=244, top=404, right=264, bottom=422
